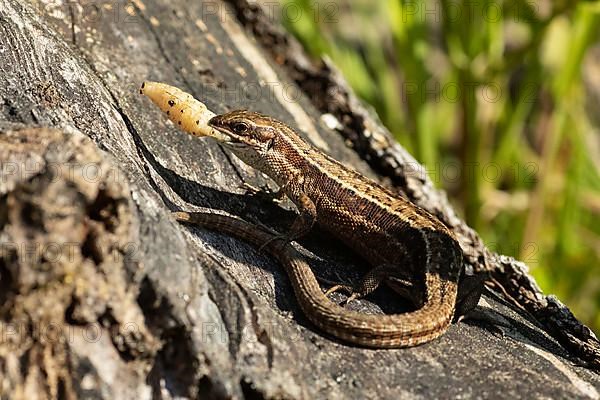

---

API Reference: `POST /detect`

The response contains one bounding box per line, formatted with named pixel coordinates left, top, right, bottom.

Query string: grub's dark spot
left=166, top=110, right=170, bottom=115
left=168, top=100, right=175, bottom=107
left=196, top=120, right=199, bottom=125
left=178, top=121, right=182, bottom=125
left=141, top=82, right=145, bottom=89
left=139, top=89, right=143, bottom=94
left=180, top=109, right=184, bottom=113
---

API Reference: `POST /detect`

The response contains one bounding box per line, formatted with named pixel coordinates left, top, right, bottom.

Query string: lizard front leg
left=286, top=192, right=317, bottom=240
left=239, top=182, right=286, bottom=203
left=258, top=168, right=317, bottom=242
left=259, top=191, right=317, bottom=250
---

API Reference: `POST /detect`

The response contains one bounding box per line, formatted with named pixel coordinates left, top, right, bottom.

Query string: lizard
left=140, top=81, right=484, bottom=347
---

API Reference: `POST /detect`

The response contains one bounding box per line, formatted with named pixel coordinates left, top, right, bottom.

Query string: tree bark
left=0, top=1, right=598, bottom=399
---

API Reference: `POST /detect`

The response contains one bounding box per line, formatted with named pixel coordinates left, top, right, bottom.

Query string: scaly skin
left=141, top=82, right=483, bottom=347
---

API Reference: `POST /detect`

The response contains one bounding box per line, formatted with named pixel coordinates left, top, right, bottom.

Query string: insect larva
left=140, top=81, right=228, bottom=141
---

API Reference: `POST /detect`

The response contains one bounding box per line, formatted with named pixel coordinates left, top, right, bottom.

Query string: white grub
left=140, top=81, right=229, bottom=142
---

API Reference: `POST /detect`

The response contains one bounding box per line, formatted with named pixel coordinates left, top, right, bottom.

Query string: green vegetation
left=281, top=0, right=600, bottom=333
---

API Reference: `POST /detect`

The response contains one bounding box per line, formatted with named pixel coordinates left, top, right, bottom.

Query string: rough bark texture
left=0, top=1, right=598, bottom=399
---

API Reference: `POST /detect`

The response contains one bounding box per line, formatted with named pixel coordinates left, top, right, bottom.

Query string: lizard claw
left=239, top=181, right=263, bottom=195
left=239, top=182, right=284, bottom=203
left=324, top=284, right=361, bottom=305
left=345, top=293, right=359, bottom=304
left=324, top=284, right=353, bottom=297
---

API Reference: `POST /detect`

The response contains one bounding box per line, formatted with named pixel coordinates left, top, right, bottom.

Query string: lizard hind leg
left=324, top=264, right=420, bottom=306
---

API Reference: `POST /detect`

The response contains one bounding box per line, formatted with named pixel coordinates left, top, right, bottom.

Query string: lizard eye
left=266, top=138, right=275, bottom=151
left=232, top=122, right=249, bottom=134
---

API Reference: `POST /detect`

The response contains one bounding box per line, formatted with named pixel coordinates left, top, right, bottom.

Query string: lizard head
left=208, top=111, right=277, bottom=163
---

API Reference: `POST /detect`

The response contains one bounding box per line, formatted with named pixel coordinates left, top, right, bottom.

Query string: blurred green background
left=280, top=0, right=600, bottom=333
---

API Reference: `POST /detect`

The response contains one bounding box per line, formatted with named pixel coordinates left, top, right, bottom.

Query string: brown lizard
left=141, top=82, right=483, bottom=347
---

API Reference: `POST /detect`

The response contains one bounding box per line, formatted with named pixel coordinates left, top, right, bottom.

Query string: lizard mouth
left=208, top=116, right=240, bottom=143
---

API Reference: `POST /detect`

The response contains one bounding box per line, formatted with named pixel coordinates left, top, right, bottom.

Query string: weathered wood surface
left=0, top=1, right=598, bottom=399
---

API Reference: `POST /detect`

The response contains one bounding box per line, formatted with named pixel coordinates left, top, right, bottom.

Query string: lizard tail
left=175, top=211, right=460, bottom=348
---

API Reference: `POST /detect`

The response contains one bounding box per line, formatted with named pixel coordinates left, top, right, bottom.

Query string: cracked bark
left=0, top=1, right=598, bottom=399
